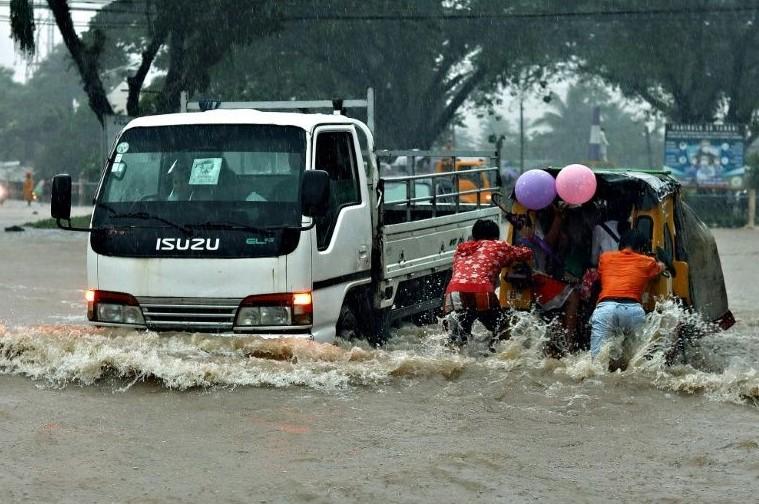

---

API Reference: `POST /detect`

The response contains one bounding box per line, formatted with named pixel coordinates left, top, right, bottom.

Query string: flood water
left=1, top=219, right=758, bottom=502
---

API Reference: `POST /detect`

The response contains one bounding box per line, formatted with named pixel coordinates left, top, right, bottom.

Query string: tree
left=11, top=0, right=281, bottom=120
left=203, top=0, right=564, bottom=149
left=0, top=45, right=102, bottom=180
left=11, top=0, right=114, bottom=125
left=527, top=81, right=664, bottom=168
left=574, top=0, right=759, bottom=141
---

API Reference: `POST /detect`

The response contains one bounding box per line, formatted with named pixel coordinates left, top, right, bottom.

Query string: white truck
left=50, top=93, right=501, bottom=343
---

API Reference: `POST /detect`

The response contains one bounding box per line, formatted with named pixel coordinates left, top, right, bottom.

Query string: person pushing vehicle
left=590, top=229, right=666, bottom=362
left=443, top=219, right=532, bottom=351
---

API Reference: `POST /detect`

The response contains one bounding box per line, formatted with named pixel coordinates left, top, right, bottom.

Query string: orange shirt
left=597, top=250, right=661, bottom=303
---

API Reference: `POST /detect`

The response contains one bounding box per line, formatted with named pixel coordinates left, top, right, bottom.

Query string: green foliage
left=9, top=0, right=759, bottom=181
left=26, top=214, right=92, bottom=229
left=574, top=0, right=759, bottom=141
left=1, top=47, right=102, bottom=181
left=9, top=0, right=35, bottom=55
left=202, top=0, right=560, bottom=149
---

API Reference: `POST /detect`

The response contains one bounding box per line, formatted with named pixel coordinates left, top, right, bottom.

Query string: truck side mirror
left=51, top=174, right=72, bottom=221
left=301, top=170, right=330, bottom=217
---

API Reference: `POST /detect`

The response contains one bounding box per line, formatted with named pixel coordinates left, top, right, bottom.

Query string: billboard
left=664, top=124, right=745, bottom=189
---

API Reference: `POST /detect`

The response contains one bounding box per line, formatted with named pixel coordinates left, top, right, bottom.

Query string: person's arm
left=645, top=257, right=666, bottom=277
left=494, top=242, right=532, bottom=267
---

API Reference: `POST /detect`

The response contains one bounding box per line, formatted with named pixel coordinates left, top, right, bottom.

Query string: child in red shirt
left=444, top=219, right=532, bottom=350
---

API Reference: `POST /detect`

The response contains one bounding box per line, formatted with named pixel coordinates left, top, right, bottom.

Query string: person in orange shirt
left=22, top=172, right=34, bottom=206
left=590, top=229, right=665, bottom=359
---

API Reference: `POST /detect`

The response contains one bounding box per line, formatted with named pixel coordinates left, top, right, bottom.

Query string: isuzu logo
left=155, top=238, right=220, bottom=251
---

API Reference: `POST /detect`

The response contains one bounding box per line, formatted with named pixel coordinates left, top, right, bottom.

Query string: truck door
left=310, top=127, right=372, bottom=341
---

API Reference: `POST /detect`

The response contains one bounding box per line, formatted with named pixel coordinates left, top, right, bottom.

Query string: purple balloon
left=515, top=169, right=556, bottom=210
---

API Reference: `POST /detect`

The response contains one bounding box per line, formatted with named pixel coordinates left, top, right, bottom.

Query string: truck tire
left=336, top=303, right=360, bottom=341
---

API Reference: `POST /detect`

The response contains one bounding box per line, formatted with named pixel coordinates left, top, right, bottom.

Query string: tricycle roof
left=541, top=167, right=681, bottom=207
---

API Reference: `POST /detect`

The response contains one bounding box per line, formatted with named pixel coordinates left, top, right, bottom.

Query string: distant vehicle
left=0, top=182, right=7, bottom=205
left=435, top=157, right=497, bottom=205
left=382, top=180, right=433, bottom=204
left=49, top=94, right=500, bottom=344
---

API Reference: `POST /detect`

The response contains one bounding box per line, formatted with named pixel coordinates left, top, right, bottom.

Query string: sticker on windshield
left=114, top=153, right=123, bottom=163
left=115, top=142, right=129, bottom=154
left=189, top=158, right=222, bottom=185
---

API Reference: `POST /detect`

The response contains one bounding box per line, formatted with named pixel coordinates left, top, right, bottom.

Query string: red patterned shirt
left=446, top=240, right=533, bottom=294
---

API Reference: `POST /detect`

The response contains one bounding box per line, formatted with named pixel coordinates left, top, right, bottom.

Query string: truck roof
left=124, top=109, right=358, bottom=133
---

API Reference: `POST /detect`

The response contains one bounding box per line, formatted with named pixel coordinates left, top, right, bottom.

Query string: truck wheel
left=336, top=303, right=360, bottom=341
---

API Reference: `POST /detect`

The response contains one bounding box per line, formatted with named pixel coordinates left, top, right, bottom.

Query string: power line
left=2, top=3, right=759, bottom=29
left=3, top=1, right=759, bottom=18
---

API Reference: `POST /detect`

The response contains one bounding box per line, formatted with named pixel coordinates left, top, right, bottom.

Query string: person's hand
left=655, top=246, right=675, bottom=276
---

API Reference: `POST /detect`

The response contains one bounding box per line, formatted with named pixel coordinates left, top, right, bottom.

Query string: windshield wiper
left=187, top=221, right=276, bottom=233
left=95, top=202, right=192, bottom=235
left=187, top=221, right=317, bottom=233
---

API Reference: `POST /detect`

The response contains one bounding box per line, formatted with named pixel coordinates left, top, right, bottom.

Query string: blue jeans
left=590, top=301, right=646, bottom=358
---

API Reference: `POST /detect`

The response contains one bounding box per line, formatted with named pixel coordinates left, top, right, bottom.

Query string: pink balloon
left=556, top=164, right=597, bottom=205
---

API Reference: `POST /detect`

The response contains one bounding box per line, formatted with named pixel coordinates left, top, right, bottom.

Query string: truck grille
left=136, top=297, right=242, bottom=331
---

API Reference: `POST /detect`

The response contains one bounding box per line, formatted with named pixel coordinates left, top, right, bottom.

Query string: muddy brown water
left=0, top=226, right=758, bottom=503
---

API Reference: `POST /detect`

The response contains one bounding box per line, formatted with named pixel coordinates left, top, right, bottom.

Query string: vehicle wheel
left=665, top=321, right=703, bottom=365
left=336, top=302, right=361, bottom=341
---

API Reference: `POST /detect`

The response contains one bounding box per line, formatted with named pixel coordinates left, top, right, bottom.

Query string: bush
left=25, top=214, right=92, bottom=229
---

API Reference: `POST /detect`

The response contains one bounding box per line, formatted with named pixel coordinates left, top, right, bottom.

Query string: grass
left=25, top=214, right=92, bottom=229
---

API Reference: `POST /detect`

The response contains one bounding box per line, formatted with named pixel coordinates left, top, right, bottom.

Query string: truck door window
left=314, top=131, right=360, bottom=250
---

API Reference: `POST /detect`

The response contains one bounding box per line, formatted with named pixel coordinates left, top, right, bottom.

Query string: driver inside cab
left=167, top=160, right=192, bottom=201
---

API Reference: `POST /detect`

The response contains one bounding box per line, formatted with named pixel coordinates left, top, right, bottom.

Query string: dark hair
left=618, top=229, right=649, bottom=252
left=472, top=219, right=500, bottom=240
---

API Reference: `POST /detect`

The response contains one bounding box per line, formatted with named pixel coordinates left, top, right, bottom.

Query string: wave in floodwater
left=0, top=300, right=757, bottom=404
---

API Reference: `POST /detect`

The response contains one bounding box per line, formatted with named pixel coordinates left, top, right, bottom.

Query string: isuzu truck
left=50, top=95, right=500, bottom=343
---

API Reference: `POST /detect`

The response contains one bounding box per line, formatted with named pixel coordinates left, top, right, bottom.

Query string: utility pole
left=644, top=125, right=653, bottom=169
left=588, top=106, right=601, bottom=162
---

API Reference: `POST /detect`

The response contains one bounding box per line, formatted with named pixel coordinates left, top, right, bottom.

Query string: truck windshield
left=99, top=124, right=306, bottom=228
left=91, top=124, right=307, bottom=258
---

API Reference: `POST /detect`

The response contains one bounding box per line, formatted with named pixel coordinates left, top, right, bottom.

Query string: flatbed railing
left=379, top=165, right=500, bottom=222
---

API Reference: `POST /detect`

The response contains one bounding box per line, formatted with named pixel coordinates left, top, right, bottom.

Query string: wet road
left=0, top=212, right=758, bottom=503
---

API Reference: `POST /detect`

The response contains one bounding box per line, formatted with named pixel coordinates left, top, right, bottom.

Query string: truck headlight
left=87, top=290, right=145, bottom=325
left=235, top=293, right=312, bottom=327
left=260, top=306, right=291, bottom=325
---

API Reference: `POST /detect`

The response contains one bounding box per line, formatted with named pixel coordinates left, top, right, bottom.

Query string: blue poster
left=664, top=124, right=745, bottom=189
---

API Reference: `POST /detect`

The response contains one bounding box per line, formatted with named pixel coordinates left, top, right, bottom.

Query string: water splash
left=0, top=300, right=757, bottom=404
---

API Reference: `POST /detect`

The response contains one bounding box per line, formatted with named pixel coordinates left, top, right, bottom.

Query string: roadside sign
left=664, top=124, right=746, bottom=189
